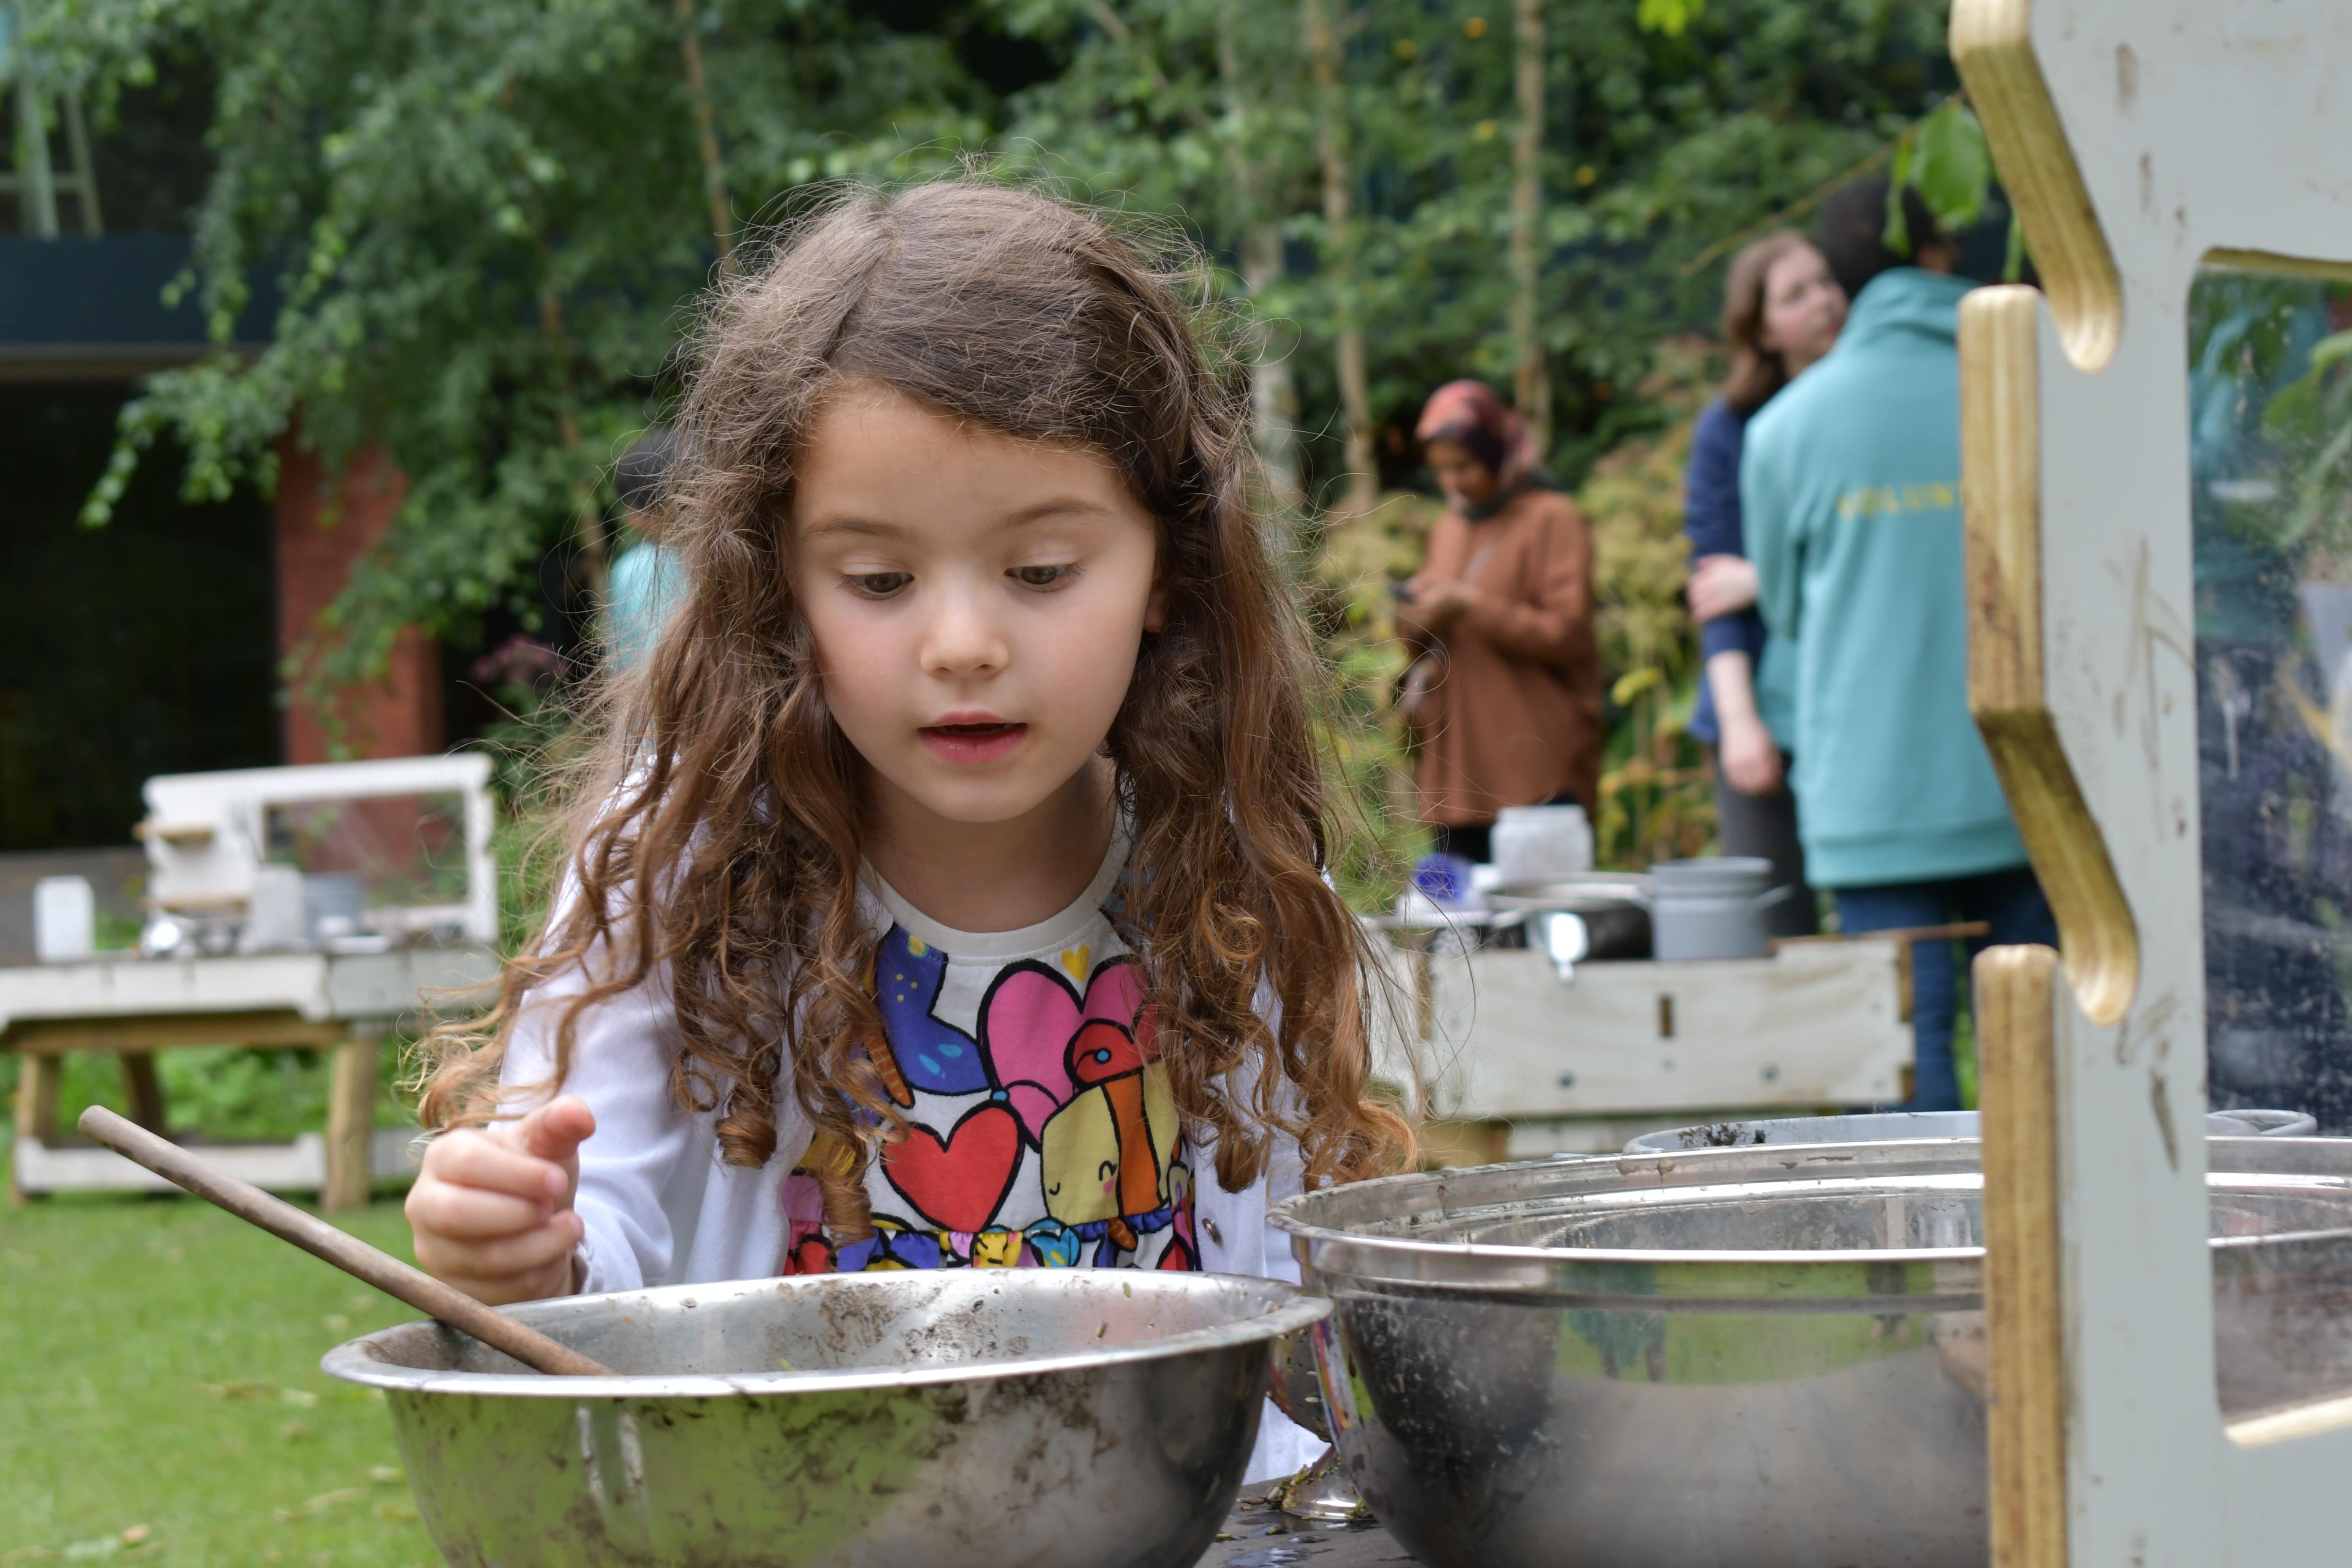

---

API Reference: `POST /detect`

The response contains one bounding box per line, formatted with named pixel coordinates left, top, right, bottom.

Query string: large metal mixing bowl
left=1272, top=1138, right=2352, bottom=1568
left=324, top=1269, right=1328, bottom=1568
left=1620, top=1107, right=2317, bottom=1153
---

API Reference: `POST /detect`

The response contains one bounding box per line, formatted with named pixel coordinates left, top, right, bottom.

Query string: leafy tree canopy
left=38, top=0, right=1963, bottom=690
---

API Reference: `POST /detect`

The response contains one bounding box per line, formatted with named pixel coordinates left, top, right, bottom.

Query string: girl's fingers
left=412, top=1210, right=582, bottom=1285
left=423, top=1129, right=570, bottom=1202
left=405, top=1173, right=550, bottom=1239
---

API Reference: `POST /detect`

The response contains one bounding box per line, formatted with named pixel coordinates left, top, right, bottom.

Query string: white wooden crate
left=1381, top=936, right=1911, bottom=1122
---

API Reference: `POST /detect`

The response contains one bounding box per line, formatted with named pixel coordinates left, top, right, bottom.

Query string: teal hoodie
left=1742, top=268, right=2026, bottom=887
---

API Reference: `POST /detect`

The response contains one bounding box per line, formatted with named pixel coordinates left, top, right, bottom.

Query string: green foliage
left=1307, top=491, right=1444, bottom=907
left=1577, top=338, right=1716, bottom=867
left=50, top=0, right=1962, bottom=661
left=1885, top=99, right=1995, bottom=259
left=1635, top=0, right=1707, bottom=37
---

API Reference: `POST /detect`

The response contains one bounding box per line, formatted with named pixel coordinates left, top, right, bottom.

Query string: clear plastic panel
left=264, top=791, right=471, bottom=910
left=2189, top=265, right=2352, bottom=1132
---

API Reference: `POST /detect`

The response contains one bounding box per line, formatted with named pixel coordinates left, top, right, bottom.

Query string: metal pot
left=1485, top=876, right=1652, bottom=979
left=324, top=1269, right=1328, bottom=1568
left=1271, top=1139, right=2352, bottom=1568
left=1646, top=856, right=1794, bottom=960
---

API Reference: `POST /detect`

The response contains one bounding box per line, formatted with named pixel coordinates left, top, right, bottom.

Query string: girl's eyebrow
left=803, top=497, right=1116, bottom=540
left=801, top=515, right=909, bottom=541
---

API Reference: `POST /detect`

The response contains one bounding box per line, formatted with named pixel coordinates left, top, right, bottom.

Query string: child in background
left=604, top=427, right=686, bottom=670
left=402, top=181, right=1410, bottom=1478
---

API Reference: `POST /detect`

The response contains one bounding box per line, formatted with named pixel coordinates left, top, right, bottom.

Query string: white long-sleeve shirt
left=497, top=833, right=1321, bottom=1481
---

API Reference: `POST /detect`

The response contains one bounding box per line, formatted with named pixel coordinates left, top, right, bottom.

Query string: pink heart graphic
left=981, top=958, right=1150, bottom=1143
left=882, top=1101, right=1021, bottom=1235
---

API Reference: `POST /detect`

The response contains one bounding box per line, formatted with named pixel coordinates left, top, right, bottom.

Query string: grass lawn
left=1, top=1190, right=442, bottom=1567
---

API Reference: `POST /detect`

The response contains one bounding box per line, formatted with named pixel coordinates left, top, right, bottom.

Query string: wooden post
left=1976, top=943, right=2066, bottom=1568
left=323, top=1032, right=378, bottom=1213
left=10, top=1053, right=62, bottom=1206
left=118, top=1053, right=169, bottom=1135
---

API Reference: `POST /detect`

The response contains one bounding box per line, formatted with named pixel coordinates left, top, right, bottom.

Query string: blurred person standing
left=1396, top=380, right=1603, bottom=866
left=606, top=428, right=687, bottom=669
left=1682, top=232, right=1847, bottom=938
left=1744, top=177, right=2055, bottom=1112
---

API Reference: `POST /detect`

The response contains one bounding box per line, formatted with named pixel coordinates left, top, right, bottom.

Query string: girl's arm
left=409, top=923, right=703, bottom=1303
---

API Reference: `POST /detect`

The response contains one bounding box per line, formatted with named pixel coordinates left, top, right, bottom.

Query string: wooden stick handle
left=77, top=1105, right=614, bottom=1378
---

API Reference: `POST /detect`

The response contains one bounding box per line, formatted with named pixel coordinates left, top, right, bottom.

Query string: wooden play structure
left=1955, top=1, right=2352, bottom=1561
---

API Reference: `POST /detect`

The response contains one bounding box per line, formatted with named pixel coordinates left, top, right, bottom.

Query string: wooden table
left=3, top=946, right=498, bottom=1210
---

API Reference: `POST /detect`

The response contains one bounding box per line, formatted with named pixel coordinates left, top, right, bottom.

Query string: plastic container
left=33, top=875, right=94, bottom=963
left=1490, top=805, right=1593, bottom=884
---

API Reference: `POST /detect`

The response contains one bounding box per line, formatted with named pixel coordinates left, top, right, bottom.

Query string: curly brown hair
left=418, top=179, right=1413, bottom=1211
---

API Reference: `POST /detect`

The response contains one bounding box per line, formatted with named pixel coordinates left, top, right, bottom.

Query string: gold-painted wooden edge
left=1951, top=0, right=2123, bottom=373
left=2205, top=250, right=2352, bottom=286
left=1960, top=288, right=2140, bottom=1025
left=1978, top=943, right=2068, bottom=1568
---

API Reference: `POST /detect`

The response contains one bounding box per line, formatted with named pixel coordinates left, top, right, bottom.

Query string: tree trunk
left=1510, top=0, right=1549, bottom=453
left=1217, top=3, right=1306, bottom=530
left=1304, top=0, right=1379, bottom=518
left=1241, top=221, right=1308, bottom=524
left=676, top=0, right=733, bottom=267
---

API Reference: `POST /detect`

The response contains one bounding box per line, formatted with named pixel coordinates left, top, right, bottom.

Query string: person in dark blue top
left=1683, top=231, right=1846, bottom=938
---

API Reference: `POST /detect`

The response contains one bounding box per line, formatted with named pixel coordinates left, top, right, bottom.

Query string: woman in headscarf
left=1682, top=231, right=1846, bottom=937
left=1395, top=380, right=1604, bottom=866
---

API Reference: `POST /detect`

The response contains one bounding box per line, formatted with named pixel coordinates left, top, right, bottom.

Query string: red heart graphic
left=882, top=1101, right=1021, bottom=1235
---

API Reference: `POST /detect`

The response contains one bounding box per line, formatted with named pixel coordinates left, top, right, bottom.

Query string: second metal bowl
left=1274, top=1139, right=2352, bottom=1568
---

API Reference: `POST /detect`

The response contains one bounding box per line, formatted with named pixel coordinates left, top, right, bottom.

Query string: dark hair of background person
left=1719, top=231, right=1817, bottom=415
left=416, top=179, right=1414, bottom=1215
left=613, top=427, right=677, bottom=521
left=1816, top=175, right=1943, bottom=301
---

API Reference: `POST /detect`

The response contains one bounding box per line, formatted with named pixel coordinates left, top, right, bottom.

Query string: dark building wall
left=0, top=382, right=280, bottom=849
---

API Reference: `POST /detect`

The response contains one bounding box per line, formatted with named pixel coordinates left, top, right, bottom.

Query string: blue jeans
left=1833, top=866, right=2058, bottom=1112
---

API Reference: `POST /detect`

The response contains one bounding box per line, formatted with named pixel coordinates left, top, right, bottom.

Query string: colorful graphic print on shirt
left=779, top=923, right=1198, bottom=1274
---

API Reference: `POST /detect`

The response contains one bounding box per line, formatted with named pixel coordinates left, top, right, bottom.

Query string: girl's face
left=791, top=385, right=1166, bottom=832
left=1757, top=243, right=1846, bottom=376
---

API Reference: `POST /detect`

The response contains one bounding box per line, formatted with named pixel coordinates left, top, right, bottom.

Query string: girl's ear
left=1143, top=545, right=1171, bottom=634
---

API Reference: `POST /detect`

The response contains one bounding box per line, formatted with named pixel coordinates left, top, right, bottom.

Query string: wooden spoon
left=78, top=1105, right=614, bottom=1377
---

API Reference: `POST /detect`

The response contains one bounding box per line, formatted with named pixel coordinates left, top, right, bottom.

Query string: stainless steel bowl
left=1622, top=1108, right=2319, bottom=1152
left=324, top=1269, right=1328, bottom=1568
left=1272, top=1139, right=2352, bottom=1568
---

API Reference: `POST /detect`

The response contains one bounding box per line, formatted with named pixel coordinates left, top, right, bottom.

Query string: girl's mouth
left=918, top=721, right=1028, bottom=763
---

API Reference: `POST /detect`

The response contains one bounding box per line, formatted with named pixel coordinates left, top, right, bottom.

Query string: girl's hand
left=1688, top=555, right=1760, bottom=623
left=406, top=1096, right=595, bottom=1306
left=1719, top=713, right=1786, bottom=797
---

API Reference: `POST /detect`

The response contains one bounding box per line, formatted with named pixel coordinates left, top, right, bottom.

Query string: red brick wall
left=274, top=439, right=444, bottom=763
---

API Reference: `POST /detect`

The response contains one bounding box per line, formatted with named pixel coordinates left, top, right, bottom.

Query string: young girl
left=403, top=181, right=1410, bottom=1476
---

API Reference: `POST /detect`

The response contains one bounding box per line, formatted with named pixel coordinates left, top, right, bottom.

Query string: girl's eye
left=847, top=572, right=912, bottom=598
left=1011, top=564, right=1073, bottom=589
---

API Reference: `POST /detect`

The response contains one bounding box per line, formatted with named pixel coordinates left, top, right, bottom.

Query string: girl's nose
left=920, top=583, right=1011, bottom=678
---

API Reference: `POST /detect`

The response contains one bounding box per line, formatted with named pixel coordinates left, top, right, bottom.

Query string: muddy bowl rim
left=322, top=1269, right=1332, bottom=1400
left=1269, top=1138, right=2352, bottom=1296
